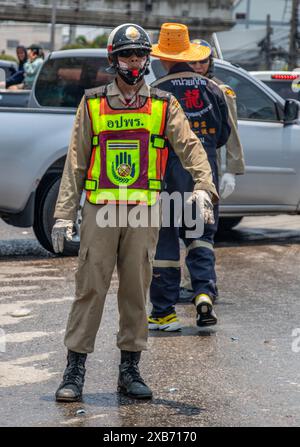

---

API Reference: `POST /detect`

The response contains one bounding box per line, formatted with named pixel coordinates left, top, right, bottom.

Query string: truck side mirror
left=284, top=99, right=300, bottom=124
left=0, top=68, right=6, bottom=86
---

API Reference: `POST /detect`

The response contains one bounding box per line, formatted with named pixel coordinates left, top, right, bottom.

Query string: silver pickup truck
left=1, top=48, right=300, bottom=255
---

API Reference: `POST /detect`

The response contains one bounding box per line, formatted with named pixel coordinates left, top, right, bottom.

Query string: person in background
left=179, top=39, right=245, bottom=303
left=148, top=23, right=230, bottom=331
left=6, top=46, right=28, bottom=89
left=0, top=45, right=27, bottom=89
left=22, top=44, right=44, bottom=89
left=6, top=44, right=44, bottom=90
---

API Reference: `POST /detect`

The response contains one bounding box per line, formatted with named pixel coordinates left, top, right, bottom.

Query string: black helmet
left=107, top=24, right=151, bottom=55
left=107, top=24, right=152, bottom=85
left=192, top=39, right=213, bottom=58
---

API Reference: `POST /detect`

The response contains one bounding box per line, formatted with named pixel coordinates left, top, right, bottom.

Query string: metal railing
left=0, top=0, right=235, bottom=32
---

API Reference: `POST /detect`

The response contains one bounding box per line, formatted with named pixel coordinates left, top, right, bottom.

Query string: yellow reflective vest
left=84, top=87, right=169, bottom=206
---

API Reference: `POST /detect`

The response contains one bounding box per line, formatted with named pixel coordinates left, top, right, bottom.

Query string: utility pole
left=246, top=0, right=251, bottom=29
left=69, top=25, right=77, bottom=45
left=266, top=14, right=272, bottom=70
left=50, top=0, right=57, bottom=52
left=289, top=0, right=299, bottom=69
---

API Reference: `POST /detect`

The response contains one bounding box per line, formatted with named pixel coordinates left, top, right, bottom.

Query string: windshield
left=35, top=56, right=115, bottom=107
left=263, top=80, right=300, bottom=101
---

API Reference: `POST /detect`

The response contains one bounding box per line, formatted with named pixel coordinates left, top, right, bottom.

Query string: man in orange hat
left=178, top=39, right=245, bottom=302
left=188, top=39, right=245, bottom=203
left=148, top=23, right=231, bottom=331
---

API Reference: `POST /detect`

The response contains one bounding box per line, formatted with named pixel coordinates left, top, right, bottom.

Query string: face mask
left=118, top=56, right=147, bottom=70
left=116, top=56, right=149, bottom=85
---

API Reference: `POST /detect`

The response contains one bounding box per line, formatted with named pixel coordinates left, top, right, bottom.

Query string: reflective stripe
left=151, top=134, right=166, bottom=149
left=153, top=260, right=181, bottom=268
left=186, top=240, right=214, bottom=252
left=88, top=97, right=102, bottom=205
left=149, top=179, right=162, bottom=191
left=92, top=135, right=99, bottom=146
left=84, top=179, right=97, bottom=191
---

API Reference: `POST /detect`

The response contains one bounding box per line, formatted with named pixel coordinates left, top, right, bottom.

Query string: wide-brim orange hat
left=151, top=23, right=211, bottom=62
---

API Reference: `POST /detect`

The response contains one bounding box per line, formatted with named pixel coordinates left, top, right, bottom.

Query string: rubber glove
left=220, top=173, right=236, bottom=199
left=186, top=190, right=215, bottom=225
left=51, top=219, right=74, bottom=253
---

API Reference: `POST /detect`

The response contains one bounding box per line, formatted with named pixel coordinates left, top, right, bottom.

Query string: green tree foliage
left=61, top=33, right=108, bottom=50
left=0, top=54, right=17, bottom=63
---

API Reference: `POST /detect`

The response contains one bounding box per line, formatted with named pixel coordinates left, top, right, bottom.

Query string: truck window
left=35, top=56, right=115, bottom=108
left=214, top=67, right=279, bottom=121
left=263, top=80, right=300, bottom=101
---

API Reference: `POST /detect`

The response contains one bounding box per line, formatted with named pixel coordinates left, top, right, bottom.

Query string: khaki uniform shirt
left=54, top=80, right=218, bottom=221
left=212, top=77, right=245, bottom=176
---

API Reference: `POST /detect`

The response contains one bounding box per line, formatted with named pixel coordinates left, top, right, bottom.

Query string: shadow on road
left=42, top=392, right=206, bottom=419
left=0, top=239, right=58, bottom=261
left=0, top=224, right=299, bottom=260
left=149, top=326, right=217, bottom=338
left=215, top=226, right=300, bottom=247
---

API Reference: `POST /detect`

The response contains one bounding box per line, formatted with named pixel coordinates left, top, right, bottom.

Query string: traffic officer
left=51, top=23, right=218, bottom=402
left=189, top=40, right=245, bottom=206
left=179, top=39, right=245, bottom=301
left=148, top=23, right=231, bottom=331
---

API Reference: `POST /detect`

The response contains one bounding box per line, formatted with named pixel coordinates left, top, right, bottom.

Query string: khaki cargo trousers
left=64, top=200, right=160, bottom=354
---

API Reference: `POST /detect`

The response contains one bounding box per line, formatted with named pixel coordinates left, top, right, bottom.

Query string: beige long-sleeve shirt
left=212, top=78, right=245, bottom=175
left=54, top=80, right=218, bottom=221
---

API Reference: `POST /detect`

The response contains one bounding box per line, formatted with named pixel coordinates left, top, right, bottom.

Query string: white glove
left=186, top=190, right=215, bottom=225
left=51, top=219, right=74, bottom=253
left=220, top=173, right=236, bottom=199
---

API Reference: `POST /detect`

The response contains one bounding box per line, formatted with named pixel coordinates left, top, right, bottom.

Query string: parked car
left=0, top=49, right=300, bottom=255
left=250, top=70, right=300, bottom=101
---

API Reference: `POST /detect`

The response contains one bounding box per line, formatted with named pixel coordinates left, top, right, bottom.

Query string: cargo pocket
left=148, top=248, right=155, bottom=265
left=78, top=246, right=88, bottom=262
left=75, top=246, right=89, bottom=298
left=143, top=248, right=155, bottom=289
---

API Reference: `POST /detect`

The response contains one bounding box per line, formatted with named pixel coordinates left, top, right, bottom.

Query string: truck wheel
left=218, top=217, right=243, bottom=232
left=33, top=177, right=79, bottom=256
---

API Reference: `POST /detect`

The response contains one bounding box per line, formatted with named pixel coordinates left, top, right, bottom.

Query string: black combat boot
left=118, top=351, right=152, bottom=399
left=55, top=350, right=87, bottom=402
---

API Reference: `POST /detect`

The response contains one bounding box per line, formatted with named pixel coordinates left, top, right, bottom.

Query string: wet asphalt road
left=0, top=216, right=300, bottom=427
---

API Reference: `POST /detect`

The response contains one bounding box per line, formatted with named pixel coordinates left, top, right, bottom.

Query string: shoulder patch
left=218, top=83, right=236, bottom=98
left=85, top=85, right=106, bottom=99
left=224, top=87, right=236, bottom=98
